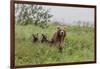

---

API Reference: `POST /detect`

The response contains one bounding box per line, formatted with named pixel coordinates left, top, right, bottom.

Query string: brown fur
left=50, top=26, right=66, bottom=52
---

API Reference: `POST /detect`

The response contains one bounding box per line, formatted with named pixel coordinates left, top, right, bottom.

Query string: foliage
left=15, top=4, right=53, bottom=28
left=15, top=23, right=94, bottom=66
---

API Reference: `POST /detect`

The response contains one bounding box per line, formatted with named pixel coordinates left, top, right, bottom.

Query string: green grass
left=15, top=24, right=94, bottom=66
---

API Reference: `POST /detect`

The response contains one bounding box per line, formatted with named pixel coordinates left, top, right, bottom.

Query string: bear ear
left=57, top=26, right=60, bottom=30
left=32, top=34, right=34, bottom=36
left=63, top=26, right=67, bottom=31
left=64, top=26, right=66, bottom=29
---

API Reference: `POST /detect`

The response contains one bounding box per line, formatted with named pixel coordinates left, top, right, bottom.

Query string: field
left=15, top=23, right=94, bottom=66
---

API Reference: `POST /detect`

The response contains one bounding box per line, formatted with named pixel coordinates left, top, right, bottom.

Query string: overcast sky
left=44, top=5, right=94, bottom=25
left=15, top=4, right=94, bottom=25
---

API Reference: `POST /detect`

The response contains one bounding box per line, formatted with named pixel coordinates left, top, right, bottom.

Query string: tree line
left=15, top=4, right=53, bottom=28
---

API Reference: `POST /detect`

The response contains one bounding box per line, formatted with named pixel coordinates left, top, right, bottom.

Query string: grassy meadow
left=15, top=23, right=94, bottom=66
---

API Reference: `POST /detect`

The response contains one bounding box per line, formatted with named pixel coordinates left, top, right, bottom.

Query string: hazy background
left=44, top=5, right=94, bottom=25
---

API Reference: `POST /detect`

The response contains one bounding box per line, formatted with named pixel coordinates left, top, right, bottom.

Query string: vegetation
left=15, top=4, right=53, bottom=28
left=15, top=23, right=94, bottom=66
left=15, top=3, right=94, bottom=66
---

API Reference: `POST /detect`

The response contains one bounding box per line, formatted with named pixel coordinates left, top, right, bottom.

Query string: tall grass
left=15, top=24, right=94, bottom=66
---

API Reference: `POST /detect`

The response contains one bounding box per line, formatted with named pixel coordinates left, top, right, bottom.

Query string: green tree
left=15, top=4, right=53, bottom=28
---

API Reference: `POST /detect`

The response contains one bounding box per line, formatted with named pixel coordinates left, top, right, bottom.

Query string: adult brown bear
left=50, top=26, right=66, bottom=52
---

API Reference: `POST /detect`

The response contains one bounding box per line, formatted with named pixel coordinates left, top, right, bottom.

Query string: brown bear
left=50, top=26, right=66, bottom=52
